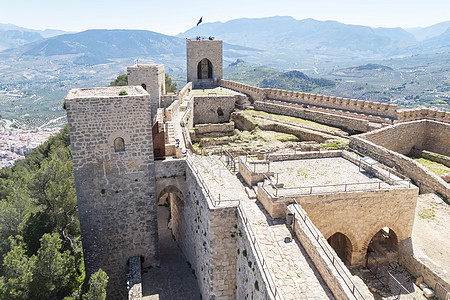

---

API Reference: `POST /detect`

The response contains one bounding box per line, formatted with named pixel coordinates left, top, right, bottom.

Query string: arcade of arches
left=326, top=228, right=399, bottom=267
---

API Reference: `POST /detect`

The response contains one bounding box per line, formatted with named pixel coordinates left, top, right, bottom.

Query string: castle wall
left=193, top=96, right=235, bottom=125
left=254, top=99, right=371, bottom=132
left=397, top=108, right=450, bottom=124
left=424, top=121, right=450, bottom=156
left=64, top=86, right=158, bottom=299
left=187, top=40, right=223, bottom=87
left=127, top=64, right=165, bottom=117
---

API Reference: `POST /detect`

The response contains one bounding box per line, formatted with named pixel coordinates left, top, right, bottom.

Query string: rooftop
left=65, top=86, right=147, bottom=99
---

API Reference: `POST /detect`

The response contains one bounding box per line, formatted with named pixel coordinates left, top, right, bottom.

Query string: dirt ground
left=411, top=193, right=450, bottom=274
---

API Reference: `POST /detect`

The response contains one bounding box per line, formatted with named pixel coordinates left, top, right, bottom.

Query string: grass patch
left=414, top=158, right=450, bottom=175
left=418, top=208, right=436, bottom=220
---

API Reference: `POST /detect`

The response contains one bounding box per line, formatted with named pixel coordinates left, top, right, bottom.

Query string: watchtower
left=127, top=64, right=165, bottom=117
left=186, top=40, right=223, bottom=88
left=64, top=86, right=159, bottom=299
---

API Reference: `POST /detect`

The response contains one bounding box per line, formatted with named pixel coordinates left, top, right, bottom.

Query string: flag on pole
left=197, top=17, right=203, bottom=26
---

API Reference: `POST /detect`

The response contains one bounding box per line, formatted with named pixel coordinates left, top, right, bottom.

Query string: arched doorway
left=197, top=58, right=213, bottom=79
left=327, top=232, right=353, bottom=266
left=365, top=227, right=398, bottom=267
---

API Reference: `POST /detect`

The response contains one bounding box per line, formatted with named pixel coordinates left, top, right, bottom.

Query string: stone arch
left=197, top=58, right=213, bottom=80
left=114, top=137, right=125, bottom=152
left=327, top=232, right=354, bottom=266
left=363, top=226, right=400, bottom=267
left=362, top=225, right=402, bottom=254
left=156, top=184, right=184, bottom=246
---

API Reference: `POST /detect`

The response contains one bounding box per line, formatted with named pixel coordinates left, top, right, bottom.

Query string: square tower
left=127, top=64, right=165, bottom=118
left=186, top=40, right=223, bottom=88
left=64, top=86, right=159, bottom=299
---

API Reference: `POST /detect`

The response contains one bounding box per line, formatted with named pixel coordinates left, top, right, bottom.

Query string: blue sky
left=1, top=0, right=449, bottom=35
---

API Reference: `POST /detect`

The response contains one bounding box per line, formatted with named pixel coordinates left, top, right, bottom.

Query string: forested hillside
left=0, top=126, right=107, bottom=299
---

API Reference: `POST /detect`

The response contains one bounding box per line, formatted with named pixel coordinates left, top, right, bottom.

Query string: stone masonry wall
left=424, top=121, right=450, bottom=156
left=193, top=96, right=236, bottom=125
left=127, top=64, right=165, bottom=117
left=64, top=86, right=158, bottom=299
left=236, top=208, right=273, bottom=300
left=187, top=40, right=223, bottom=87
left=254, top=100, right=371, bottom=132
left=182, top=161, right=238, bottom=299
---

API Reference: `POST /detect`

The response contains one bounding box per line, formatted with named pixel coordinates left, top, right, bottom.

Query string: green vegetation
left=118, top=90, right=128, bottom=96
left=109, top=73, right=178, bottom=92
left=109, top=74, right=128, bottom=86
left=413, top=157, right=450, bottom=175
left=0, top=126, right=107, bottom=299
left=418, top=208, right=436, bottom=220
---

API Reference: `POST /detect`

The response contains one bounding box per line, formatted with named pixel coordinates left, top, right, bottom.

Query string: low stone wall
left=161, top=93, right=177, bottom=108
left=350, top=135, right=450, bottom=201
left=414, top=150, right=450, bottom=168
left=287, top=204, right=374, bottom=300
left=194, top=122, right=235, bottom=134
left=236, top=208, right=274, bottom=300
left=268, top=150, right=342, bottom=162
left=254, top=100, right=370, bottom=132
left=127, top=256, right=142, bottom=300
left=239, top=157, right=273, bottom=186
left=399, top=240, right=450, bottom=293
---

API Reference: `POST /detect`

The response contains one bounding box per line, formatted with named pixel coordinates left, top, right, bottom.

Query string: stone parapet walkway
left=193, top=154, right=335, bottom=299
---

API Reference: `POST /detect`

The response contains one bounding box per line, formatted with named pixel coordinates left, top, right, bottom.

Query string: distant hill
left=225, top=60, right=334, bottom=92
left=330, top=63, right=394, bottom=78
left=0, top=23, right=68, bottom=51
left=407, top=21, right=450, bottom=41
left=179, top=16, right=418, bottom=57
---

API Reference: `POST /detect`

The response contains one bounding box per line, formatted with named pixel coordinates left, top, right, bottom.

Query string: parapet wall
left=254, top=99, right=371, bottom=132
left=220, top=79, right=450, bottom=124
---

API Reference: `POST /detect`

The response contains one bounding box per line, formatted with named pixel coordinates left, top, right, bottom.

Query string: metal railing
left=386, top=271, right=417, bottom=300
left=436, top=282, right=450, bottom=300
left=290, top=201, right=367, bottom=300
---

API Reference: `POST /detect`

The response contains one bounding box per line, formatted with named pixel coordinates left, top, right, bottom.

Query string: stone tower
left=64, top=86, right=159, bottom=299
left=186, top=40, right=223, bottom=88
left=127, top=64, right=165, bottom=117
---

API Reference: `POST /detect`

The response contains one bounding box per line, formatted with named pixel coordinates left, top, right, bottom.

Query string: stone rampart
left=287, top=204, right=374, bottom=300
left=397, top=108, right=450, bottom=124
left=236, top=207, right=275, bottom=300
left=219, top=79, right=265, bottom=103
left=182, top=160, right=238, bottom=299
left=254, top=100, right=371, bottom=132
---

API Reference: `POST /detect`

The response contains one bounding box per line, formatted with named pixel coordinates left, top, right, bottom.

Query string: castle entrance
left=197, top=58, right=213, bottom=79
left=141, top=185, right=199, bottom=299
left=327, top=232, right=353, bottom=266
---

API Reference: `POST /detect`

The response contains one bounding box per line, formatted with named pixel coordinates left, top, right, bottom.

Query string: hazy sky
left=2, top=0, right=449, bottom=35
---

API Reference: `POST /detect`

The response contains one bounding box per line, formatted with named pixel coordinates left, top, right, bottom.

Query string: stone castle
left=64, top=39, right=450, bottom=299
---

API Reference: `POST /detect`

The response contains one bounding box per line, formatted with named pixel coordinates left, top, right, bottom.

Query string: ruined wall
left=127, top=64, right=165, bottom=117
left=193, top=96, right=235, bottom=125
left=254, top=100, right=371, bottom=132
left=187, top=40, right=223, bottom=87
left=350, top=136, right=450, bottom=200
left=359, top=120, right=427, bottom=155
left=64, top=86, right=158, bottom=299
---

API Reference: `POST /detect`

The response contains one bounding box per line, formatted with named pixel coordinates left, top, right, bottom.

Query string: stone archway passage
left=197, top=58, right=213, bottom=79
left=365, top=227, right=399, bottom=267
left=327, top=232, right=353, bottom=266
